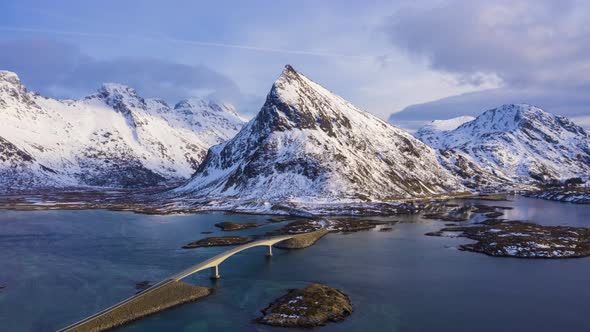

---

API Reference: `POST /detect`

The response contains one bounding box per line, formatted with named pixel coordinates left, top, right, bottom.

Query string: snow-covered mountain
left=415, top=104, right=590, bottom=189
left=0, top=70, right=245, bottom=191
left=173, top=65, right=462, bottom=203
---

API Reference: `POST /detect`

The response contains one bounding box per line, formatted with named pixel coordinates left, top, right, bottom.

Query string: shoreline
left=0, top=190, right=521, bottom=217
left=63, top=281, right=211, bottom=332
left=4, top=195, right=589, bottom=331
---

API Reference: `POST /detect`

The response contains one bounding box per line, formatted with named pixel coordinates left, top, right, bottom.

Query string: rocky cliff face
left=0, top=70, right=245, bottom=191
left=415, top=104, right=590, bottom=189
left=174, top=65, right=462, bottom=203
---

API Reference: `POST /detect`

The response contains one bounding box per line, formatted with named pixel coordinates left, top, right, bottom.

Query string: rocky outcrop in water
left=182, top=236, right=252, bottom=248
left=257, top=283, right=352, bottom=328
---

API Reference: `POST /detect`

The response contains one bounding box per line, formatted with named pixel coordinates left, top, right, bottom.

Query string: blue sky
left=1, top=0, right=589, bottom=128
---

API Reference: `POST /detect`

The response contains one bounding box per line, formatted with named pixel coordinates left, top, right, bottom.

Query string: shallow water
left=0, top=196, right=589, bottom=332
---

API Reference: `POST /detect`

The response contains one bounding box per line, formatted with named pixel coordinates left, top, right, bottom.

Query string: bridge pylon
left=210, top=265, right=220, bottom=279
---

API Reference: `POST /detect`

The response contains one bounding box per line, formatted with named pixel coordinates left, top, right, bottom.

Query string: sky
left=1, top=0, right=589, bottom=129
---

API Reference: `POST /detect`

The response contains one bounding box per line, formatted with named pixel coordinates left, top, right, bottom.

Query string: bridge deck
left=170, top=234, right=294, bottom=280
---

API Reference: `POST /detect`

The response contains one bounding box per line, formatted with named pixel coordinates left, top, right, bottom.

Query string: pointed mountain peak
left=0, top=71, right=28, bottom=96
left=271, top=64, right=317, bottom=101
left=280, top=64, right=298, bottom=77
left=255, top=64, right=365, bottom=136
left=0, top=71, right=35, bottom=106
left=97, top=83, right=140, bottom=99
left=91, top=82, right=147, bottom=112
left=468, top=103, right=554, bottom=133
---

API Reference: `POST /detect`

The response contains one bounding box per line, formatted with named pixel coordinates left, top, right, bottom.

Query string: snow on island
left=427, top=219, right=590, bottom=258
left=257, top=283, right=353, bottom=328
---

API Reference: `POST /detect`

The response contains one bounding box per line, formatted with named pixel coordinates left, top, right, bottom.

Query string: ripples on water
left=0, top=197, right=589, bottom=332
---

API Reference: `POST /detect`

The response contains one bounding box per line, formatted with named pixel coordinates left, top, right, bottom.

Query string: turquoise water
left=1, top=197, right=590, bottom=331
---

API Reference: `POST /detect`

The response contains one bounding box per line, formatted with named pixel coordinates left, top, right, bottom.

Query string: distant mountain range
left=0, top=70, right=245, bottom=191
left=2, top=67, right=589, bottom=204
left=414, top=104, right=590, bottom=189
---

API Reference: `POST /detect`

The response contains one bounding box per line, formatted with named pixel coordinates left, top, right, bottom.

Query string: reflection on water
left=0, top=196, right=589, bottom=331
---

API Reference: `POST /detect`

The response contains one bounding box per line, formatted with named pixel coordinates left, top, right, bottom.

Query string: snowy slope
left=415, top=116, right=475, bottom=147
left=159, top=98, right=244, bottom=147
left=0, top=70, right=245, bottom=191
left=173, top=65, right=463, bottom=203
left=415, top=104, right=590, bottom=188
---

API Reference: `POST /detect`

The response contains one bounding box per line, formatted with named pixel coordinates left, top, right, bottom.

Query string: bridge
left=57, top=234, right=298, bottom=332
left=171, top=234, right=294, bottom=280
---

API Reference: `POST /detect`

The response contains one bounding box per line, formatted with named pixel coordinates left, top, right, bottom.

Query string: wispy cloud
left=0, top=26, right=376, bottom=60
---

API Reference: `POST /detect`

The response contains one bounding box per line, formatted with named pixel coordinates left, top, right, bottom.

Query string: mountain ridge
left=415, top=104, right=590, bottom=189
left=0, top=70, right=245, bottom=191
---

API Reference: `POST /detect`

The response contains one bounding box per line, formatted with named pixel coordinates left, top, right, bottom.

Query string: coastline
left=63, top=281, right=211, bottom=332
left=0, top=189, right=516, bottom=217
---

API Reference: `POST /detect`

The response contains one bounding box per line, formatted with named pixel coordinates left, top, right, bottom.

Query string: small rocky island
left=214, top=221, right=262, bottom=231
left=427, top=219, right=590, bottom=258
left=257, top=283, right=353, bottom=328
left=182, top=236, right=252, bottom=248
left=422, top=203, right=511, bottom=223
